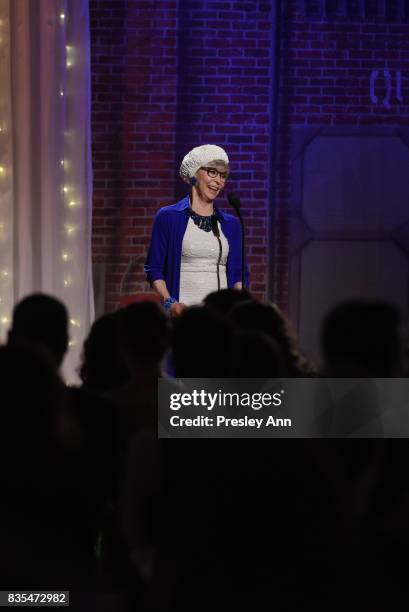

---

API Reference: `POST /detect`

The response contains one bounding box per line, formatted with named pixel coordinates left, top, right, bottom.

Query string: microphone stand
left=237, top=208, right=246, bottom=290
left=227, top=193, right=246, bottom=290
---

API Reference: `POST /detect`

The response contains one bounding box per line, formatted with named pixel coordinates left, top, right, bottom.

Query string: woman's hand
left=170, top=302, right=188, bottom=317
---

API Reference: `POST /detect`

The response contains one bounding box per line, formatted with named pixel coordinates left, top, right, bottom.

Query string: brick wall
left=90, top=0, right=179, bottom=311
left=90, top=0, right=275, bottom=311
left=172, top=1, right=275, bottom=299
left=274, top=0, right=409, bottom=312
left=90, top=0, right=409, bottom=313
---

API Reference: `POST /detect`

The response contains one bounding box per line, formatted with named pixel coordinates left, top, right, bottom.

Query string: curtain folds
left=0, top=0, right=94, bottom=382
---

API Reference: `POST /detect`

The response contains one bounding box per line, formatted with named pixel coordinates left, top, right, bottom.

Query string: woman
left=144, top=144, right=245, bottom=315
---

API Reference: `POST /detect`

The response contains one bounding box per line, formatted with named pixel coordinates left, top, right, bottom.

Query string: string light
left=65, top=45, right=74, bottom=68
left=58, top=4, right=85, bottom=380
left=0, top=15, right=11, bottom=340
left=64, top=274, right=72, bottom=288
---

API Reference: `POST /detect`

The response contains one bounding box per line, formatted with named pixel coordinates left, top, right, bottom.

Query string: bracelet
left=163, top=297, right=177, bottom=311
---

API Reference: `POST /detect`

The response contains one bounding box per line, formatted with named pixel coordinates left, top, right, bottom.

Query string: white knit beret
left=179, top=144, right=229, bottom=183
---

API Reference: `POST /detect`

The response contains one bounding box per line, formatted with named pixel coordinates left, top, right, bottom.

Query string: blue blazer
left=144, top=196, right=246, bottom=301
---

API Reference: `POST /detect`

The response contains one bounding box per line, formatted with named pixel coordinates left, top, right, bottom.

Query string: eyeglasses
left=201, top=166, right=229, bottom=181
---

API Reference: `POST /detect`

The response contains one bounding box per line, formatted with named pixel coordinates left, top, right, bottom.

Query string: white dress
left=179, top=217, right=229, bottom=306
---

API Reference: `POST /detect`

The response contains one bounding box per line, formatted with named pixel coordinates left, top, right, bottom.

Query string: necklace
left=188, top=207, right=217, bottom=232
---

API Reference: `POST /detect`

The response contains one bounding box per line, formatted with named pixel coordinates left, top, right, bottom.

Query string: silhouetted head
left=79, top=310, right=129, bottom=392
left=229, top=300, right=315, bottom=376
left=172, top=306, right=234, bottom=377
left=321, top=300, right=403, bottom=377
left=233, top=330, right=285, bottom=378
left=8, top=293, right=69, bottom=370
left=203, top=288, right=253, bottom=317
left=119, top=301, right=171, bottom=370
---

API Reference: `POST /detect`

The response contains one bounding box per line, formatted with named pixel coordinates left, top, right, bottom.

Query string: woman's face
left=194, top=164, right=228, bottom=202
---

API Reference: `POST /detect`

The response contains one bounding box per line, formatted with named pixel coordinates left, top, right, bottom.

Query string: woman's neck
left=190, top=190, right=214, bottom=216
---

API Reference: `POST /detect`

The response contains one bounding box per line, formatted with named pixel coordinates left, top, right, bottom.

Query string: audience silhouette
left=0, top=344, right=98, bottom=604
left=1, top=291, right=407, bottom=610
left=8, top=293, right=68, bottom=370
left=229, top=299, right=316, bottom=376
left=109, top=301, right=171, bottom=446
left=80, top=310, right=129, bottom=393
left=172, top=306, right=234, bottom=377
left=321, top=299, right=404, bottom=377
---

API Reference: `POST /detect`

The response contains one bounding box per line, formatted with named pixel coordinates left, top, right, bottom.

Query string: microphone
left=228, top=192, right=241, bottom=211
left=227, top=192, right=246, bottom=290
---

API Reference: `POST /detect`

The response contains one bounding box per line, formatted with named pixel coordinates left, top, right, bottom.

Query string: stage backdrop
left=0, top=0, right=94, bottom=383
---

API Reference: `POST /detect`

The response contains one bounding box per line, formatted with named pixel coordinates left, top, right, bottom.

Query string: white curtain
left=0, top=0, right=94, bottom=383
